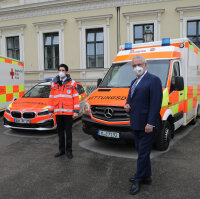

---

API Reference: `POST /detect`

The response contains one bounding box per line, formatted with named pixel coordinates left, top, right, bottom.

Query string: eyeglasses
left=132, top=63, right=144, bottom=68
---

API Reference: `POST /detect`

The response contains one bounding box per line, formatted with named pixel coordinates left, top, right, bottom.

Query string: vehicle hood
left=86, top=88, right=129, bottom=106
left=9, top=98, right=48, bottom=112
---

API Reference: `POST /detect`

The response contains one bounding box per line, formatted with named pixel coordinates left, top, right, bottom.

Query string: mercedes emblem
left=104, top=108, right=113, bottom=119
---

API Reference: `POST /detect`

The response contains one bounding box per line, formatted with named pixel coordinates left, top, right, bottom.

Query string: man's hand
left=124, top=104, right=131, bottom=112
left=72, top=112, right=79, bottom=119
left=145, top=124, right=153, bottom=133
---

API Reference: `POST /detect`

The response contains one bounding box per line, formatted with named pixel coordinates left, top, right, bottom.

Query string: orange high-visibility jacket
left=48, top=75, right=80, bottom=115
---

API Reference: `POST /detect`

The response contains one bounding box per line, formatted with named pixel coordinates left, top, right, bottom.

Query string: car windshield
left=23, top=85, right=51, bottom=98
left=99, top=60, right=170, bottom=88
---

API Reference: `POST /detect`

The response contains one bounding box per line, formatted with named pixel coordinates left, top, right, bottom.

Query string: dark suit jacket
left=126, top=72, right=163, bottom=131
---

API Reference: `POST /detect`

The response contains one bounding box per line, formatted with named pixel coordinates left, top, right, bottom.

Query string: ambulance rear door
left=0, top=57, right=24, bottom=112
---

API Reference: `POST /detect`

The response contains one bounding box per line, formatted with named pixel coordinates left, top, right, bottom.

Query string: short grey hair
left=132, top=55, right=147, bottom=64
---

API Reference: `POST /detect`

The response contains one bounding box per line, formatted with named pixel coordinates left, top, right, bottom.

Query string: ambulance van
left=82, top=38, right=200, bottom=151
left=0, top=56, right=24, bottom=112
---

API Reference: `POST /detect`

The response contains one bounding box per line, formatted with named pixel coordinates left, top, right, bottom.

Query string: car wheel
left=155, top=121, right=172, bottom=151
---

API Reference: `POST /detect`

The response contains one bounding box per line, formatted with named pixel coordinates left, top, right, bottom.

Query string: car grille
left=11, top=111, right=36, bottom=119
left=90, top=105, right=130, bottom=122
left=23, top=112, right=36, bottom=119
left=11, top=111, right=21, bottom=118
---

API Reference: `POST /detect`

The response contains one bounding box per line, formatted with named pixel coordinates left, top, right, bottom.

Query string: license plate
left=14, top=119, right=30, bottom=124
left=98, top=130, right=119, bottom=138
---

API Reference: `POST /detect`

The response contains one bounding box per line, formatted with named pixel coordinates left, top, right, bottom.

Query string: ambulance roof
left=113, top=45, right=181, bottom=63
left=119, top=38, right=190, bottom=50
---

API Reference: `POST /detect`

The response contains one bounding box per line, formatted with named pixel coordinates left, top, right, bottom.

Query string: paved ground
left=0, top=115, right=200, bottom=199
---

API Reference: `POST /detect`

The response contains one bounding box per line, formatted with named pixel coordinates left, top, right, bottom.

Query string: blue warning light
left=162, top=38, right=170, bottom=46
left=124, top=43, right=132, bottom=50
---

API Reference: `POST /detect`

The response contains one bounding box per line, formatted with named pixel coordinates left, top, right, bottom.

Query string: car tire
left=155, top=121, right=172, bottom=151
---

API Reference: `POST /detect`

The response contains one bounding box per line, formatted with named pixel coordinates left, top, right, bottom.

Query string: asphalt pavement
left=0, top=115, right=200, bottom=199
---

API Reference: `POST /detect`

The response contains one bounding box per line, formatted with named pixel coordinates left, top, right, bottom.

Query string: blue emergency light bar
left=162, top=38, right=170, bottom=46
left=124, top=43, right=132, bottom=50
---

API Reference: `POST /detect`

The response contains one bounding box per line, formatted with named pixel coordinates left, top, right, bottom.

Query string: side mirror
left=175, top=76, right=184, bottom=91
left=97, top=78, right=102, bottom=87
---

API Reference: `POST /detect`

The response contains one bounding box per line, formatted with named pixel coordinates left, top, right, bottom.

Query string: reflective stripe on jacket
left=48, top=78, right=80, bottom=115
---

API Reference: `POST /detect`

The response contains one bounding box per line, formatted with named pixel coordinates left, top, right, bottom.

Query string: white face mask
left=58, top=71, right=66, bottom=78
left=133, top=66, right=144, bottom=76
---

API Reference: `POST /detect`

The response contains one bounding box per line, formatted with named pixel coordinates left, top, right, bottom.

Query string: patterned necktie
left=131, top=78, right=138, bottom=97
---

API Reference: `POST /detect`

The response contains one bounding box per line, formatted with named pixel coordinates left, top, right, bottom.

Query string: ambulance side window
left=170, top=61, right=180, bottom=93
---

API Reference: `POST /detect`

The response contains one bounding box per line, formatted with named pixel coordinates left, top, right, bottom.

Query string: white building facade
left=0, top=0, right=200, bottom=91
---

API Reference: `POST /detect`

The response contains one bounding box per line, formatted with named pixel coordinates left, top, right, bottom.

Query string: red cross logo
left=10, top=68, right=14, bottom=79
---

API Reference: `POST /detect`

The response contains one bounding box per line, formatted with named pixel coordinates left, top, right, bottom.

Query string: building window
left=86, top=28, right=104, bottom=68
left=187, top=20, right=200, bottom=47
left=6, top=36, right=20, bottom=60
left=44, top=32, right=59, bottom=70
left=133, top=24, right=154, bottom=44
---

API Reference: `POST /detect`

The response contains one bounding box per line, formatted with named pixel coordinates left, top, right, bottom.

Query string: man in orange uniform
left=48, top=64, right=80, bottom=159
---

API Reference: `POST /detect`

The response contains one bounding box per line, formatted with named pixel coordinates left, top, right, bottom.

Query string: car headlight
left=38, top=109, right=49, bottom=116
left=83, top=102, right=90, bottom=115
left=5, top=107, right=10, bottom=114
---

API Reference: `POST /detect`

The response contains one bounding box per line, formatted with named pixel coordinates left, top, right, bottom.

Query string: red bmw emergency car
left=4, top=81, right=87, bottom=130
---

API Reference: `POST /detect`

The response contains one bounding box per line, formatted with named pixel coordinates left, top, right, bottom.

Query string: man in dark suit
left=124, top=55, right=163, bottom=195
